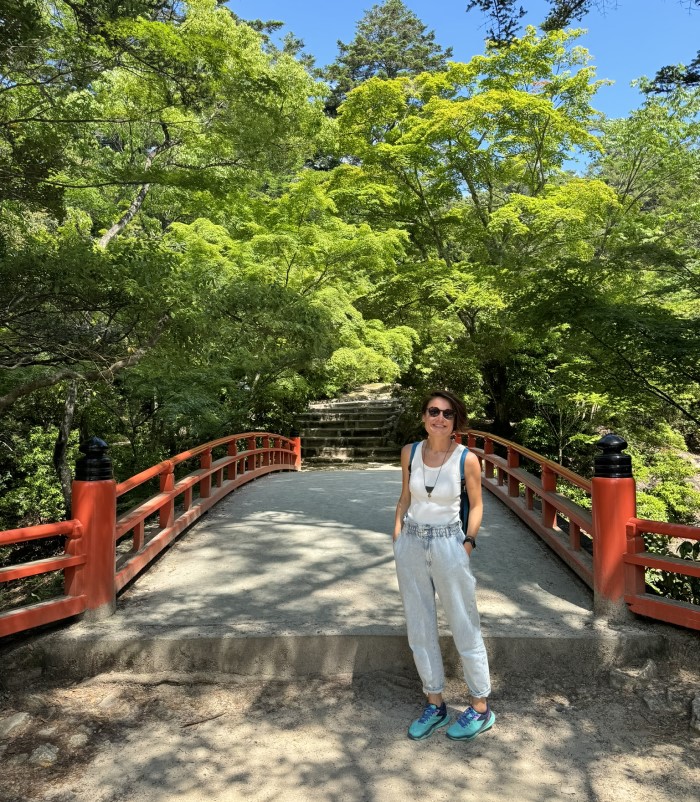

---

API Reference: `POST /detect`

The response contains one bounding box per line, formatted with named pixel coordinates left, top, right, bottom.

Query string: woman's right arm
left=393, top=443, right=412, bottom=541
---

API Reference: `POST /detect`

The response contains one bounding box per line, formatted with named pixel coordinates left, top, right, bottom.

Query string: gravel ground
left=1, top=668, right=699, bottom=802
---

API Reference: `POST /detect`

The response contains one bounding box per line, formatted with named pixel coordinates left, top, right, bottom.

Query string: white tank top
left=406, top=442, right=466, bottom=525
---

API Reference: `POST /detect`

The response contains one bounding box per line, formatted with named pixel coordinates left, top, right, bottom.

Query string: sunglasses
left=427, top=406, right=455, bottom=420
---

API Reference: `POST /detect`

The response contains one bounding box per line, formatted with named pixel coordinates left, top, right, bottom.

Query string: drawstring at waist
left=403, top=520, right=462, bottom=538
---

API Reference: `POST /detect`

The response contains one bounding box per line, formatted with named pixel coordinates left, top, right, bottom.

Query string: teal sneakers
left=446, top=705, right=496, bottom=741
left=407, top=702, right=449, bottom=740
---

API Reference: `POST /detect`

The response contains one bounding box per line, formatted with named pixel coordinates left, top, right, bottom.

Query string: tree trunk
left=53, top=381, right=77, bottom=518
left=483, top=359, right=513, bottom=439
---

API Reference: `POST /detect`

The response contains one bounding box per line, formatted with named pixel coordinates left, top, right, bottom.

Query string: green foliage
left=644, top=535, right=700, bottom=606
left=323, top=346, right=400, bottom=395
left=466, top=0, right=700, bottom=90
left=0, top=2, right=698, bottom=594
left=628, top=436, right=700, bottom=525
left=322, top=0, right=452, bottom=113
left=0, top=427, right=77, bottom=528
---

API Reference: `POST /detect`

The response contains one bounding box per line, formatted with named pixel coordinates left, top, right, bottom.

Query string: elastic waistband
left=403, top=520, right=462, bottom=538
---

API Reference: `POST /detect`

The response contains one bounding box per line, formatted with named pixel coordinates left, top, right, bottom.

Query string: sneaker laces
left=418, top=704, right=442, bottom=723
left=457, top=706, right=483, bottom=726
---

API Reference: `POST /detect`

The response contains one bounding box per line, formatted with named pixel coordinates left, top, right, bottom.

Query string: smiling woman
left=392, top=389, right=495, bottom=742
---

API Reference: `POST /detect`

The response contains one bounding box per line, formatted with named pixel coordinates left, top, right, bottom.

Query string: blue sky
left=228, top=0, right=699, bottom=118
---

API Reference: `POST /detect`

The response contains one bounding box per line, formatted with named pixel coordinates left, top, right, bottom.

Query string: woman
left=393, top=390, right=494, bottom=741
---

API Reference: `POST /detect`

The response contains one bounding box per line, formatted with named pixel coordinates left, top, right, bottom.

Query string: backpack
left=408, top=441, right=470, bottom=534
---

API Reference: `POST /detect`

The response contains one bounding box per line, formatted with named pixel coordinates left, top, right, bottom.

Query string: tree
left=466, top=0, right=700, bottom=89
left=322, top=0, right=453, bottom=114
left=0, top=0, right=333, bottom=522
left=0, top=1, right=193, bottom=214
left=338, top=27, right=611, bottom=432
left=465, top=0, right=526, bottom=44
left=530, top=85, right=700, bottom=427
left=0, top=0, right=327, bottom=410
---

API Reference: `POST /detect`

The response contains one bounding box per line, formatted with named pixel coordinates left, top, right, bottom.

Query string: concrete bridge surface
left=2, top=467, right=699, bottom=802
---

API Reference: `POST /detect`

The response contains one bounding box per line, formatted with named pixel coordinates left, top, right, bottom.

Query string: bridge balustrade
left=625, top=519, right=700, bottom=630
left=465, top=429, right=700, bottom=630
left=0, top=432, right=301, bottom=638
left=0, top=520, right=87, bottom=636
left=1, top=427, right=698, bottom=637
left=465, top=429, right=594, bottom=587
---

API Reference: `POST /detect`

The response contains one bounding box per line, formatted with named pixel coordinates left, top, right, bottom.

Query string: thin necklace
left=423, top=442, right=450, bottom=497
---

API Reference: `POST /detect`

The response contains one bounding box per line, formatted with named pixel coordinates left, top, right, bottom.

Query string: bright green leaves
left=336, top=29, right=611, bottom=418
left=240, top=172, right=407, bottom=299
left=337, top=28, right=608, bottom=302
left=339, top=27, right=605, bottom=194
left=4, top=0, right=328, bottom=240
left=2, top=2, right=699, bottom=534
left=486, top=179, right=620, bottom=269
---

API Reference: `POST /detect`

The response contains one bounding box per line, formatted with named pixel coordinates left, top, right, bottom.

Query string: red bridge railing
left=465, top=429, right=700, bottom=631
left=3, top=426, right=698, bottom=637
left=625, top=519, right=700, bottom=630
left=465, top=429, right=594, bottom=586
left=0, top=432, right=301, bottom=638
left=0, top=520, right=87, bottom=637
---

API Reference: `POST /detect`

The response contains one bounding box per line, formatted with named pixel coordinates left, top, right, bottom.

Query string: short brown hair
left=421, top=390, right=468, bottom=433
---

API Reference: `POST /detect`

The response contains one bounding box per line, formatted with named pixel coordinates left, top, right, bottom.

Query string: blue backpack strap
left=459, top=445, right=468, bottom=482
left=459, top=445, right=470, bottom=534
left=408, top=441, right=420, bottom=474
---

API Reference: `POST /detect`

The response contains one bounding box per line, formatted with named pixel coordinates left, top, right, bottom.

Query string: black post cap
left=594, top=433, right=633, bottom=479
left=75, top=436, right=113, bottom=481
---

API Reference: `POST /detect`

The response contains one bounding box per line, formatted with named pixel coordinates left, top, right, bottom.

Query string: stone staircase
left=297, top=397, right=404, bottom=464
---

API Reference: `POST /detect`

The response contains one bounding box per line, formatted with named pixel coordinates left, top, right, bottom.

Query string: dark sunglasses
left=427, top=406, right=455, bottom=420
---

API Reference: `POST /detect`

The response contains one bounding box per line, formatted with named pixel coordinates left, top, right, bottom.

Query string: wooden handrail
left=467, top=429, right=592, bottom=491
left=1, top=431, right=300, bottom=638
left=467, top=430, right=699, bottom=631
left=466, top=429, right=594, bottom=588
left=624, top=518, right=700, bottom=630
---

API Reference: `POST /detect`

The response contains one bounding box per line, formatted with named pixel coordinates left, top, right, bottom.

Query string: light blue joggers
left=393, top=520, right=491, bottom=698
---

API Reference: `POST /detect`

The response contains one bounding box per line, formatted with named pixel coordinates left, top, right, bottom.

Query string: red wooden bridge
left=1, top=429, right=699, bottom=642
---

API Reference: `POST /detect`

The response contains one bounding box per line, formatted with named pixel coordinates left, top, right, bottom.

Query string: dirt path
left=2, top=668, right=698, bottom=802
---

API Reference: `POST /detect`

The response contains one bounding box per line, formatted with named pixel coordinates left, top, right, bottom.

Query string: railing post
left=247, top=436, right=256, bottom=471
left=541, top=466, right=557, bottom=528
left=483, top=438, right=494, bottom=479
left=159, top=461, right=175, bottom=529
left=591, top=434, right=636, bottom=621
left=71, top=437, right=116, bottom=620
left=625, top=521, right=646, bottom=599
left=507, top=446, right=519, bottom=497
left=290, top=430, right=302, bottom=470
left=200, top=448, right=212, bottom=498
left=64, top=522, right=84, bottom=600
left=466, top=432, right=482, bottom=469
left=227, top=440, right=238, bottom=481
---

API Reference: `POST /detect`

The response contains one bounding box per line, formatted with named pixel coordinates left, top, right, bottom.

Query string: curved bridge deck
left=18, top=468, right=668, bottom=684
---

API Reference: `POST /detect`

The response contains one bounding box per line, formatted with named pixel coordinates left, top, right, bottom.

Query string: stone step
left=301, top=425, right=388, bottom=436
left=298, top=412, right=398, bottom=424
left=302, top=422, right=391, bottom=440
left=303, top=436, right=394, bottom=447
left=302, top=445, right=399, bottom=460
left=308, top=399, right=402, bottom=410
left=299, top=397, right=404, bottom=465
left=306, top=406, right=401, bottom=415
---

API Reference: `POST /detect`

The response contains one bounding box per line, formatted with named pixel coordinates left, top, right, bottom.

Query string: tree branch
left=0, top=315, right=170, bottom=413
